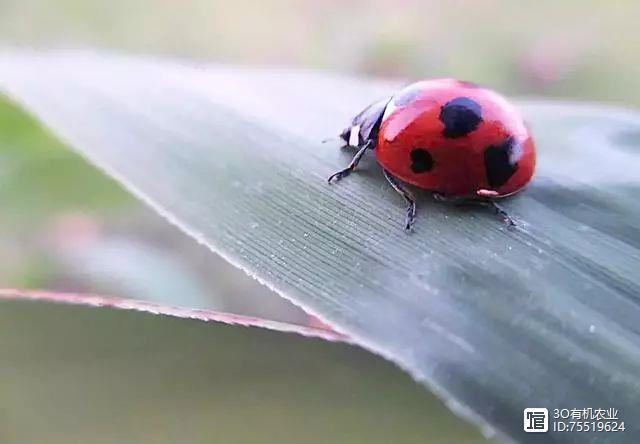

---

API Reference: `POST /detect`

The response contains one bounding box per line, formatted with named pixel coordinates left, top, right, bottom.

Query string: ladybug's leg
left=486, top=200, right=516, bottom=227
left=382, top=169, right=416, bottom=231
left=327, top=141, right=372, bottom=183
left=473, top=200, right=516, bottom=226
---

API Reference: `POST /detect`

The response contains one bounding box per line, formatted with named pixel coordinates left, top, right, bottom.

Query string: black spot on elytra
left=439, top=97, right=482, bottom=138
left=410, top=148, right=434, bottom=173
left=484, top=137, right=519, bottom=188
left=393, top=85, right=422, bottom=107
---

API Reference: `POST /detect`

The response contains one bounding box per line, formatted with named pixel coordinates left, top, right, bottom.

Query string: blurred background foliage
left=0, top=0, right=638, bottom=104
left=0, top=299, right=483, bottom=444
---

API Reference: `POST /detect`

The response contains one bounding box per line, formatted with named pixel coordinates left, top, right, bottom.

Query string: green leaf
left=1, top=51, right=639, bottom=442
left=0, top=99, right=305, bottom=322
left=0, top=293, right=481, bottom=444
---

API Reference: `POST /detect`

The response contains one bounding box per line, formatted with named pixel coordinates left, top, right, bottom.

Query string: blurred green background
left=1, top=0, right=639, bottom=104
left=0, top=1, right=637, bottom=442
left=0, top=299, right=484, bottom=444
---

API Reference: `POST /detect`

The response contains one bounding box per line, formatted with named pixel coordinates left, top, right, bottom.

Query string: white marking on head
left=349, top=125, right=360, bottom=147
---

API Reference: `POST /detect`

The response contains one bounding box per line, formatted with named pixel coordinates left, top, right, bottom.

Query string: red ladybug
left=328, top=78, right=536, bottom=230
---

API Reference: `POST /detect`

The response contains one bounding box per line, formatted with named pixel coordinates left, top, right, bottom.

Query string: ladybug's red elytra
left=328, top=78, right=536, bottom=230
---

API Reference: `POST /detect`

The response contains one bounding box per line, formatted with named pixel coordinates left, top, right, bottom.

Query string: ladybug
left=328, top=78, right=536, bottom=230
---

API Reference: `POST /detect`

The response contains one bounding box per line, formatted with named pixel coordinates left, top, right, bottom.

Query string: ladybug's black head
left=339, top=127, right=351, bottom=145
left=342, top=97, right=390, bottom=148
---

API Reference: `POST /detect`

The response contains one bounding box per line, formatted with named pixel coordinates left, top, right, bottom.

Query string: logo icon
left=524, top=408, right=548, bottom=433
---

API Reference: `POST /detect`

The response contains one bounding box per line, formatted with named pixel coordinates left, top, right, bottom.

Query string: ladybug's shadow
left=333, top=146, right=515, bottom=225
left=411, top=190, right=493, bottom=218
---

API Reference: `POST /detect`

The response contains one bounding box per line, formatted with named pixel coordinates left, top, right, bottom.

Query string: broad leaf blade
left=0, top=97, right=308, bottom=323
left=0, top=289, right=346, bottom=342
left=1, top=51, right=639, bottom=442
left=0, top=295, right=482, bottom=444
